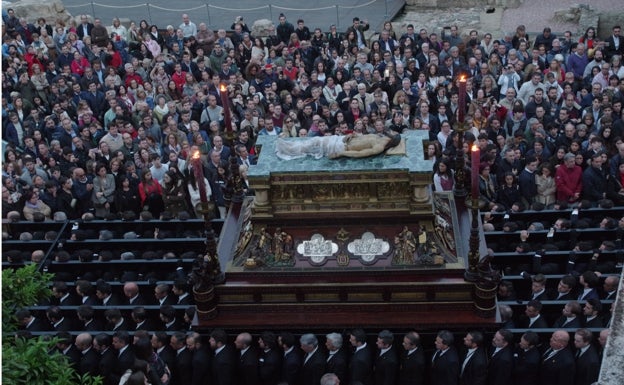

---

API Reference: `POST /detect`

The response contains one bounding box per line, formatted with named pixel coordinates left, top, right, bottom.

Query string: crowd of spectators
left=2, top=10, right=624, bottom=222
left=2, top=8, right=623, bottom=385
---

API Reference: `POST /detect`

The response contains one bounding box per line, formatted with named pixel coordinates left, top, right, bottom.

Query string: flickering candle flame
left=471, top=144, right=480, bottom=201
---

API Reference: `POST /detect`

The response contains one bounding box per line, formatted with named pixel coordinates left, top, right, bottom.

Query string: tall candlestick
left=192, top=151, right=207, bottom=203
left=220, top=83, right=232, bottom=133
left=458, top=77, right=466, bottom=123
left=471, top=144, right=480, bottom=200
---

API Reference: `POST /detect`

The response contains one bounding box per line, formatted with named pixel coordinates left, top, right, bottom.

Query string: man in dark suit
left=604, top=25, right=623, bottom=60
left=76, top=14, right=94, bottom=40
left=124, top=281, right=149, bottom=306
left=76, top=333, right=100, bottom=376
left=299, top=333, right=327, bottom=385
left=349, top=328, right=374, bottom=385
left=16, top=309, right=51, bottom=332
left=512, top=332, right=540, bottom=385
left=52, top=281, right=81, bottom=306
left=105, top=308, right=134, bottom=331
left=518, top=300, right=549, bottom=329
left=578, top=271, right=600, bottom=301
left=77, top=305, right=104, bottom=332
left=210, top=328, right=237, bottom=385
left=459, top=331, right=487, bottom=385
left=56, top=332, right=81, bottom=370
left=170, top=332, right=193, bottom=385
left=551, top=275, right=577, bottom=300
left=573, top=329, right=600, bottom=385
left=540, top=330, right=575, bottom=385
left=94, top=333, right=118, bottom=385
left=325, top=332, right=348, bottom=385
left=399, top=331, right=425, bottom=385
left=374, top=330, right=399, bottom=385
left=160, top=305, right=183, bottom=331
left=95, top=281, right=123, bottom=307
left=552, top=301, right=583, bottom=328
left=529, top=274, right=549, bottom=301
left=279, top=332, right=302, bottom=385
left=152, top=331, right=176, bottom=370
left=131, top=306, right=159, bottom=331
left=259, top=331, right=282, bottom=385
left=235, top=332, right=260, bottom=385
left=602, top=275, right=618, bottom=300
left=76, top=280, right=100, bottom=306
left=487, top=329, right=514, bottom=385
left=429, top=330, right=459, bottom=385
left=46, top=306, right=75, bottom=331
left=112, top=331, right=135, bottom=382
left=187, top=332, right=212, bottom=385
left=155, top=283, right=177, bottom=306
left=582, top=299, right=604, bottom=328
left=173, top=279, right=194, bottom=305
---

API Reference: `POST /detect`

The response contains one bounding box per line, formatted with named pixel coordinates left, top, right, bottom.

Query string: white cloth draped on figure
left=275, top=136, right=346, bottom=160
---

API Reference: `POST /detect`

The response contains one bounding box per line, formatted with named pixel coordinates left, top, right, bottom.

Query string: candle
left=219, top=83, right=232, bottom=133
left=458, top=76, right=466, bottom=123
left=471, top=144, right=480, bottom=200
left=192, top=150, right=207, bottom=203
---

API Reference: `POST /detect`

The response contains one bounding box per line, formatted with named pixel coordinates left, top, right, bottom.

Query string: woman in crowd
left=432, top=158, right=454, bottom=192
left=22, top=189, right=52, bottom=221
left=91, top=162, right=115, bottom=218
left=138, top=169, right=164, bottom=218
left=535, top=163, right=557, bottom=208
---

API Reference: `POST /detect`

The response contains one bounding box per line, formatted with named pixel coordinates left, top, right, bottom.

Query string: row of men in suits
left=49, top=280, right=194, bottom=308
left=47, top=326, right=607, bottom=385
left=430, top=328, right=603, bottom=385
left=515, top=298, right=613, bottom=330
left=17, top=303, right=196, bottom=333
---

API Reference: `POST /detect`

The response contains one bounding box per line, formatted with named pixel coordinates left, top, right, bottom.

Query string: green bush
left=2, top=264, right=52, bottom=332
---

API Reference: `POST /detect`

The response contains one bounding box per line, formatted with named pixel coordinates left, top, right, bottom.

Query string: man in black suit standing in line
left=299, top=333, right=327, bottom=385
left=518, top=300, right=549, bottom=329
left=349, top=328, right=374, bottom=385
left=582, top=299, right=604, bottom=328
left=399, top=331, right=425, bottom=385
left=112, top=331, right=135, bottom=385
left=170, top=332, right=193, bottom=385
left=540, top=330, right=575, bottom=385
left=259, top=331, right=282, bottom=385
left=374, top=330, right=399, bottom=385
left=325, top=332, right=348, bottom=385
left=152, top=331, right=176, bottom=370
left=210, top=328, right=237, bottom=385
left=512, top=332, right=540, bottom=385
left=487, top=329, right=514, bottom=385
left=235, top=332, right=260, bottom=385
left=279, top=332, right=302, bottom=385
left=459, top=331, right=488, bottom=385
left=429, top=330, right=459, bottom=385
left=552, top=301, right=583, bottom=328
left=76, top=332, right=100, bottom=377
left=187, top=332, right=212, bottom=385
left=573, top=328, right=600, bottom=385
left=94, top=333, right=117, bottom=385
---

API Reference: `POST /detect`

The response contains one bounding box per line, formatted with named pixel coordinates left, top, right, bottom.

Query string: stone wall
left=4, top=0, right=73, bottom=26
left=405, top=0, right=521, bottom=8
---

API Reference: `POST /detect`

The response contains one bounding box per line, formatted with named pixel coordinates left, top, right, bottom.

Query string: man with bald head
left=123, top=282, right=147, bottom=305
left=236, top=332, right=260, bottom=385
left=540, top=330, right=575, bottom=385
left=75, top=333, right=100, bottom=376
